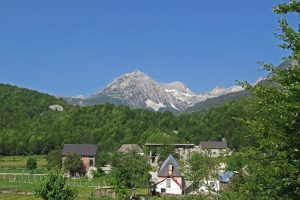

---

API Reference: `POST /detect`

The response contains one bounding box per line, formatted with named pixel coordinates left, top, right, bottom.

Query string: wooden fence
left=0, top=173, right=104, bottom=188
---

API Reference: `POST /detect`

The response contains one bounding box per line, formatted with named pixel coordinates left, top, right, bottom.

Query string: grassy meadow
left=0, top=156, right=47, bottom=174
left=0, top=156, right=107, bottom=199
left=0, top=156, right=150, bottom=199
left=0, top=194, right=39, bottom=200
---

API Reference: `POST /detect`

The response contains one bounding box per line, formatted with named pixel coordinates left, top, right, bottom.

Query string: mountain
left=276, top=58, right=298, bottom=71
left=66, top=70, right=243, bottom=112
left=184, top=90, right=250, bottom=113
left=185, top=59, right=299, bottom=113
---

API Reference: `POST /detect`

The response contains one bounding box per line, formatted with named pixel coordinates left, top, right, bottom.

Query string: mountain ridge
left=66, top=70, right=244, bottom=112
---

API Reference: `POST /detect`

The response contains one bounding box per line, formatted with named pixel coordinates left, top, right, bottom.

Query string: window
left=161, top=188, right=166, bottom=193
left=210, top=182, right=216, bottom=188
left=166, top=179, right=171, bottom=188
left=89, top=158, right=94, bottom=167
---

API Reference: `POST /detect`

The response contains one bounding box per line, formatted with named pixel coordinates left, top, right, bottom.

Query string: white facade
left=155, top=178, right=183, bottom=195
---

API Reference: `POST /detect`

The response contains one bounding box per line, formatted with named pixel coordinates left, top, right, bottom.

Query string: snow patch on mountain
left=170, top=103, right=179, bottom=110
left=145, top=99, right=166, bottom=111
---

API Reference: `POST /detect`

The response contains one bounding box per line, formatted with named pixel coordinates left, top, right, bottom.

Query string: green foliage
left=63, top=153, right=83, bottom=176
left=156, top=146, right=177, bottom=162
left=46, top=149, right=62, bottom=170
left=225, top=152, right=247, bottom=171
left=222, top=1, right=300, bottom=199
left=220, top=171, right=247, bottom=200
left=109, top=152, right=151, bottom=192
left=34, top=170, right=78, bottom=200
left=0, top=83, right=255, bottom=158
left=26, top=157, right=37, bottom=171
left=181, top=152, right=219, bottom=194
left=91, top=167, right=105, bottom=178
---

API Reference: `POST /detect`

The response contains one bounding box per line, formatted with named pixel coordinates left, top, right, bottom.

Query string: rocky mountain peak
left=67, top=70, right=244, bottom=112
left=162, top=81, right=194, bottom=95
left=123, top=70, right=150, bottom=79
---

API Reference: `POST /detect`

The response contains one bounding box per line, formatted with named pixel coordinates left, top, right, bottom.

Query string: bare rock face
left=49, top=104, right=64, bottom=112
left=67, top=70, right=243, bottom=112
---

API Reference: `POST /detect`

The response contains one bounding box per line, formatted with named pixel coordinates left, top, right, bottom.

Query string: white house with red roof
left=154, top=155, right=185, bottom=195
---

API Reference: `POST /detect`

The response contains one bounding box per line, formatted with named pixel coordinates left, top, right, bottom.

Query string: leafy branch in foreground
left=34, top=170, right=78, bottom=200
left=222, top=1, right=300, bottom=199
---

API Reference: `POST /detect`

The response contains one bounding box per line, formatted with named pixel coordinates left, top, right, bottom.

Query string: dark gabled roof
left=157, top=155, right=182, bottom=177
left=62, top=144, right=98, bottom=156
left=117, top=144, right=143, bottom=154
left=199, top=141, right=227, bottom=149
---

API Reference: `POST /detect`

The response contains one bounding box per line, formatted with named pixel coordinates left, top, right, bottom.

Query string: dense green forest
left=0, top=83, right=256, bottom=156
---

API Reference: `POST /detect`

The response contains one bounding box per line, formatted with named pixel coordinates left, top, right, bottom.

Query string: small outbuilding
left=199, top=139, right=228, bottom=157
left=117, top=144, right=144, bottom=155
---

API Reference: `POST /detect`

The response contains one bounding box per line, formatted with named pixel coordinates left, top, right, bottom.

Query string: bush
left=26, top=157, right=37, bottom=171
left=91, top=167, right=105, bottom=178
left=64, top=153, right=83, bottom=176
left=34, top=170, right=78, bottom=200
left=46, top=148, right=62, bottom=170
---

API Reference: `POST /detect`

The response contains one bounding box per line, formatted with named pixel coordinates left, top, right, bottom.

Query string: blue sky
left=0, top=0, right=293, bottom=96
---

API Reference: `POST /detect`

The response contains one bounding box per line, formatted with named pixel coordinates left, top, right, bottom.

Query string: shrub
left=26, top=157, right=37, bottom=171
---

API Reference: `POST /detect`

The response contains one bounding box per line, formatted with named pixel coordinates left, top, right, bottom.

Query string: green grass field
left=0, top=194, right=39, bottom=200
left=0, top=156, right=48, bottom=174
left=0, top=156, right=149, bottom=199
left=0, top=175, right=108, bottom=199
left=0, top=156, right=47, bottom=167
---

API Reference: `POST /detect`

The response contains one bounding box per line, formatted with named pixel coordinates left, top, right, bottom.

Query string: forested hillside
left=0, top=83, right=256, bottom=156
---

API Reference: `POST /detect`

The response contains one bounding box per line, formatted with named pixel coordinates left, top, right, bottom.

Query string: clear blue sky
left=0, top=0, right=293, bottom=96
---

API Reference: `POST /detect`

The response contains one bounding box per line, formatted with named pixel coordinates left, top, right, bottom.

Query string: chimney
left=168, top=162, right=173, bottom=176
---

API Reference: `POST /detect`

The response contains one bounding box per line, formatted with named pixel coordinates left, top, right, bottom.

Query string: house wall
left=158, top=176, right=182, bottom=186
left=148, top=145, right=229, bottom=166
left=201, top=149, right=228, bottom=157
left=62, top=156, right=96, bottom=173
left=156, top=178, right=182, bottom=195
left=82, top=156, right=90, bottom=172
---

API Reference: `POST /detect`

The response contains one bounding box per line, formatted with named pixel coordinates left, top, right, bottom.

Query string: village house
left=154, top=155, right=185, bottom=195
left=199, top=139, right=229, bottom=157
left=62, top=144, right=98, bottom=174
left=145, top=140, right=230, bottom=166
left=145, top=143, right=195, bottom=166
